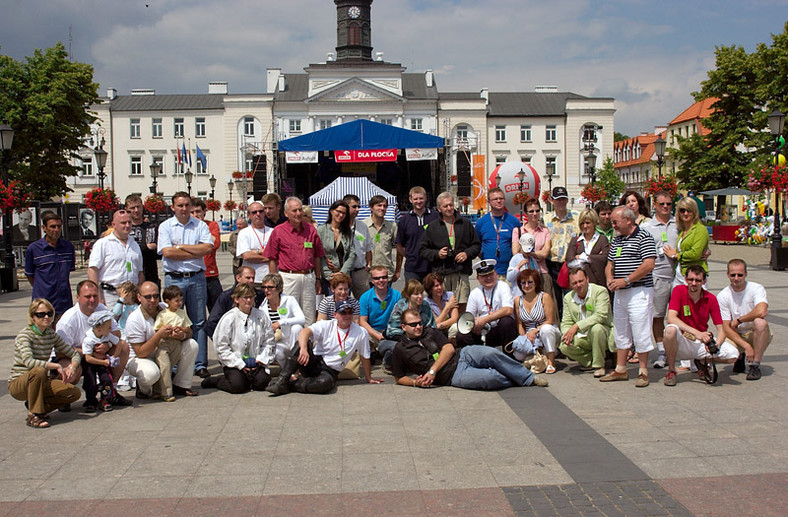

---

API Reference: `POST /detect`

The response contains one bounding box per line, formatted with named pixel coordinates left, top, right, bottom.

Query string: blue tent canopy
left=279, top=119, right=445, bottom=152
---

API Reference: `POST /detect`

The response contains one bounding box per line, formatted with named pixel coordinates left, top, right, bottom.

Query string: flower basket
left=232, top=171, right=253, bottom=180
left=512, top=192, right=528, bottom=205
left=205, top=199, right=222, bottom=212
left=85, top=188, right=119, bottom=213
left=224, top=200, right=237, bottom=211
left=645, top=176, right=678, bottom=199
left=747, top=165, right=772, bottom=193
left=541, top=190, right=550, bottom=203
left=0, top=180, right=32, bottom=213
left=143, top=195, right=167, bottom=214
left=580, top=183, right=607, bottom=204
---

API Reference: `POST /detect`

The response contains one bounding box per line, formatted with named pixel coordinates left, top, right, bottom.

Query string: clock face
left=348, top=6, right=361, bottom=18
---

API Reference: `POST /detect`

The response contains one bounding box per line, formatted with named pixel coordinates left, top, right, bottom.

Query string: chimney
left=327, top=52, right=335, bottom=62
left=425, top=69, right=434, bottom=88
left=208, top=81, right=228, bottom=94
left=266, top=68, right=282, bottom=94
left=480, top=88, right=489, bottom=104
left=130, top=89, right=155, bottom=96
left=106, top=88, right=117, bottom=100
left=278, top=75, right=286, bottom=92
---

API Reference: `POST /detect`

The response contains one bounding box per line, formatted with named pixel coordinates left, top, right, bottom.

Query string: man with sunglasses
left=266, top=300, right=382, bottom=396
left=359, top=265, right=401, bottom=371
left=391, top=308, right=548, bottom=389
left=125, top=281, right=199, bottom=399
left=717, top=259, right=771, bottom=381
left=642, top=191, right=679, bottom=368
left=662, top=265, right=738, bottom=386
left=236, top=201, right=272, bottom=288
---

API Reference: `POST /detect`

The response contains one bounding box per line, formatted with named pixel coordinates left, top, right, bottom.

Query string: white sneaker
left=652, top=355, right=666, bottom=369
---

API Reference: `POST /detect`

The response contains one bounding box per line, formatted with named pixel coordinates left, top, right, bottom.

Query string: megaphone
left=457, top=312, right=475, bottom=335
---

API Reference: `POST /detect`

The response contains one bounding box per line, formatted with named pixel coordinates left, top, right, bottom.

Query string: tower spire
left=334, top=1, right=373, bottom=61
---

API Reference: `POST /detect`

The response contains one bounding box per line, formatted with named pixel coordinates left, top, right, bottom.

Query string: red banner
left=335, top=149, right=397, bottom=162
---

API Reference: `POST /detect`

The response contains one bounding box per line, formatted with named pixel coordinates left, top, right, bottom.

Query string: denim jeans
left=451, top=345, right=535, bottom=390
left=377, top=339, right=398, bottom=368
left=165, top=272, right=208, bottom=370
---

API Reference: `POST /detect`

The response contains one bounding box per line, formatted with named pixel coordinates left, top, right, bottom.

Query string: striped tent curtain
left=308, top=176, right=399, bottom=224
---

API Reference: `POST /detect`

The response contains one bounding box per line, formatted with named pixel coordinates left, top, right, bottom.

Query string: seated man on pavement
left=265, top=300, right=383, bottom=396
left=662, top=265, right=737, bottom=386
left=717, top=258, right=771, bottom=381
left=455, top=259, right=517, bottom=350
left=206, top=266, right=263, bottom=340
left=391, top=309, right=548, bottom=389
left=558, top=268, right=615, bottom=378
left=125, top=281, right=199, bottom=399
left=358, top=265, right=401, bottom=369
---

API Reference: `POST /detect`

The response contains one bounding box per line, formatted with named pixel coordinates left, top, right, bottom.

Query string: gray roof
left=487, top=92, right=587, bottom=117
left=110, top=94, right=226, bottom=111
left=275, top=73, right=438, bottom=102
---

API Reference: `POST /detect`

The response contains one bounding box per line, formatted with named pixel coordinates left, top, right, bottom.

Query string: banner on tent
left=335, top=149, right=397, bottom=162
left=285, top=151, right=319, bottom=163
left=405, top=148, right=438, bottom=161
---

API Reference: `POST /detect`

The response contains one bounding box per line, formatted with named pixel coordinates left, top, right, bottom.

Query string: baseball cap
left=335, top=300, right=354, bottom=314
left=551, top=186, right=568, bottom=199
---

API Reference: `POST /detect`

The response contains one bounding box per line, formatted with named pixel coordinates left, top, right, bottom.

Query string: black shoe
left=265, top=375, right=291, bottom=396
left=201, top=376, right=219, bottom=389
left=135, top=386, right=151, bottom=400
left=58, top=403, right=71, bottom=413
left=83, top=401, right=98, bottom=413
left=733, top=354, right=746, bottom=373
left=195, top=368, right=210, bottom=378
left=110, top=394, right=133, bottom=407
left=746, top=364, right=762, bottom=381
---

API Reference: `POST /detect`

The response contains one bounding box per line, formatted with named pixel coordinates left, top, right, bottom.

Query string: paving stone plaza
left=0, top=243, right=785, bottom=516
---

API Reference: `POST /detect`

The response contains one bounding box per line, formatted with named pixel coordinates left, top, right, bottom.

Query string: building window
left=410, top=118, right=423, bottom=131
left=520, top=125, right=532, bottom=142
left=495, top=125, right=506, bottom=142
left=244, top=117, right=255, bottom=136
left=130, top=156, right=142, bottom=176
left=545, top=125, right=557, bottom=142
left=174, top=118, right=184, bottom=138
left=380, top=118, right=393, bottom=126
left=196, top=154, right=207, bottom=175
left=173, top=155, right=181, bottom=175
left=319, top=119, right=332, bottom=130
left=82, top=160, right=94, bottom=177
left=152, top=118, right=163, bottom=139
left=289, top=119, right=301, bottom=133
left=130, top=119, right=140, bottom=139
left=520, top=156, right=532, bottom=164
left=456, top=125, right=468, bottom=140
left=152, top=156, right=163, bottom=176
left=195, top=117, right=206, bottom=138
left=495, top=155, right=506, bottom=166
left=545, top=156, right=557, bottom=177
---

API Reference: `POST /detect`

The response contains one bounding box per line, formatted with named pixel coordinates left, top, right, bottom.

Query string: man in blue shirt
left=157, top=192, right=214, bottom=378
left=359, top=265, right=401, bottom=371
left=396, top=186, right=439, bottom=283
left=475, top=187, right=521, bottom=278
left=25, top=211, right=75, bottom=321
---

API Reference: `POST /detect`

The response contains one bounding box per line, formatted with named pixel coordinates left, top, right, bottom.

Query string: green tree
left=0, top=43, right=99, bottom=199
left=596, top=156, right=625, bottom=201
left=614, top=132, right=629, bottom=142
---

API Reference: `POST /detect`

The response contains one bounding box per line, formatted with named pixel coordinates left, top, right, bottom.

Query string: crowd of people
left=10, top=185, right=772, bottom=428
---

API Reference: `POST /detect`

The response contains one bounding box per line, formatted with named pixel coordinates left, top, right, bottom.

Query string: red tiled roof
left=669, top=97, right=718, bottom=135
left=613, top=131, right=667, bottom=168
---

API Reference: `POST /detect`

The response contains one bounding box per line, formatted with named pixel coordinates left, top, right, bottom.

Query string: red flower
left=205, top=199, right=222, bottom=212
left=224, top=200, right=237, bottom=211
left=581, top=183, right=607, bottom=204
left=645, top=176, right=678, bottom=199
left=143, top=195, right=167, bottom=214
left=85, top=188, right=119, bottom=213
left=0, top=180, right=32, bottom=213
left=540, top=190, right=550, bottom=203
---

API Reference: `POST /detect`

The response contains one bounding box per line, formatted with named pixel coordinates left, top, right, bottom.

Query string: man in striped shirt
left=601, top=206, right=656, bottom=387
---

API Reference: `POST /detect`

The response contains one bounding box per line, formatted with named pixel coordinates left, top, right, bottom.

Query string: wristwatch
left=428, top=369, right=436, bottom=376
left=625, top=276, right=631, bottom=286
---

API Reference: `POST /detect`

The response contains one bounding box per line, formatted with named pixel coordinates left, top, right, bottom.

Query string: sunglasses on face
left=250, top=210, right=264, bottom=215
left=520, top=280, right=535, bottom=286
left=658, top=202, right=672, bottom=206
left=371, top=275, right=388, bottom=281
left=678, top=208, right=690, bottom=214
left=262, top=285, right=276, bottom=290
left=527, top=209, right=541, bottom=214
left=34, top=311, right=54, bottom=318
left=141, top=294, right=160, bottom=300
left=403, top=321, right=423, bottom=328
left=729, top=273, right=744, bottom=278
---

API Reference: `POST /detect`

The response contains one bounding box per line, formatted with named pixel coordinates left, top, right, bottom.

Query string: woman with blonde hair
left=564, top=209, right=610, bottom=286
left=663, top=197, right=708, bottom=286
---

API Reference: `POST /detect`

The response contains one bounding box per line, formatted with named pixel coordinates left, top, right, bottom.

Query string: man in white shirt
left=455, top=259, right=517, bottom=349
left=266, top=300, right=383, bottom=396
left=57, top=280, right=131, bottom=407
left=125, top=281, right=200, bottom=399
left=717, top=259, right=771, bottom=381
left=87, top=209, right=144, bottom=310
left=236, top=201, right=272, bottom=287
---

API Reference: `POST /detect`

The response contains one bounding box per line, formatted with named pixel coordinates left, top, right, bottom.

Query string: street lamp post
left=209, top=175, right=217, bottom=199
left=185, top=170, right=194, bottom=196
left=149, top=162, right=161, bottom=195
left=227, top=180, right=234, bottom=202
left=545, top=160, right=556, bottom=211
left=586, top=150, right=597, bottom=185
left=94, top=137, right=108, bottom=190
left=0, top=121, right=18, bottom=292
left=517, top=168, right=526, bottom=221
left=654, top=136, right=666, bottom=179
left=769, top=109, right=785, bottom=270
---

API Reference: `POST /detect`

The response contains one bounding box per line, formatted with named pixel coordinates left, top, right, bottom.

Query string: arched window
left=349, top=23, right=361, bottom=45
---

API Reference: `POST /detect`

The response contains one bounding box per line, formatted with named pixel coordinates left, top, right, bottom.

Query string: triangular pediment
left=307, top=78, right=405, bottom=104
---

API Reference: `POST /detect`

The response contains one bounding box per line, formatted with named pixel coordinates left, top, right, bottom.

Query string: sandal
left=26, top=413, right=50, bottom=429
left=627, top=348, right=639, bottom=364
left=545, top=364, right=556, bottom=374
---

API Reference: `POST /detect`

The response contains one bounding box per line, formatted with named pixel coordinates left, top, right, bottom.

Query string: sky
left=1, top=0, right=786, bottom=137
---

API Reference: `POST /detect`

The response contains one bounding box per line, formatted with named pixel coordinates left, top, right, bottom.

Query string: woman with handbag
left=509, top=269, right=562, bottom=374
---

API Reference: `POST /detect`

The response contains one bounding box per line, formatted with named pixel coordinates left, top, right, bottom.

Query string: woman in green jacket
left=316, top=200, right=356, bottom=295
left=663, top=197, right=708, bottom=286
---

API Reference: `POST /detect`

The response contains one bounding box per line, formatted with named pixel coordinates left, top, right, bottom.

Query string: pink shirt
left=264, top=221, right=326, bottom=272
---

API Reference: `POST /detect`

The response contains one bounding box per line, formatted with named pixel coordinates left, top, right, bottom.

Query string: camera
left=706, top=336, right=719, bottom=355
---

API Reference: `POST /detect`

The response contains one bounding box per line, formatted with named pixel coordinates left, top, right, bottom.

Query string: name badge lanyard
left=447, top=221, right=455, bottom=249
left=482, top=283, right=498, bottom=315
left=337, top=326, right=351, bottom=358
left=252, top=225, right=267, bottom=250
left=490, top=213, right=503, bottom=259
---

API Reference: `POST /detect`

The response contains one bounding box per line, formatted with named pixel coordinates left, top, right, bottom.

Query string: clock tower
left=334, top=0, right=373, bottom=61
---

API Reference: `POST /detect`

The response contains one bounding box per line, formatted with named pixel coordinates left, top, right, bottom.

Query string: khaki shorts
left=652, top=277, right=673, bottom=318
left=443, top=272, right=471, bottom=303
left=728, top=328, right=774, bottom=352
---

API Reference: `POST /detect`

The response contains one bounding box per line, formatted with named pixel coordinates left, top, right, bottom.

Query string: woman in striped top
left=259, top=273, right=305, bottom=364
left=9, top=299, right=82, bottom=428
left=317, top=273, right=360, bottom=323
left=511, top=269, right=562, bottom=374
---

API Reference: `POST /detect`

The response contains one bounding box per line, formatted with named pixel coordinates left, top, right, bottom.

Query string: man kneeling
left=391, top=309, right=548, bottom=389
left=266, top=300, right=383, bottom=396
left=663, top=265, right=737, bottom=386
